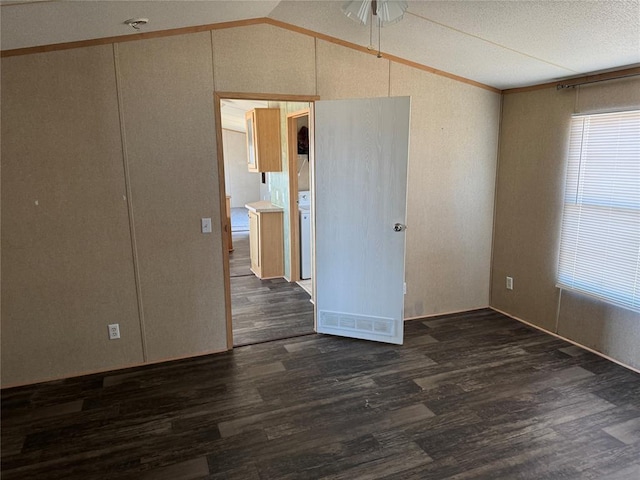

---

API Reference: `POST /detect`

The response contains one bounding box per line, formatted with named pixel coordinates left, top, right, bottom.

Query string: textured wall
left=492, top=78, right=640, bottom=370
left=491, top=87, right=574, bottom=330
left=1, top=46, right=144, bottom=386
left=315, top=41, right=501, bottom=317
left=2, top=23, right=502, bottom=386
left=212, top=24, right=316, bottom=94
left=116, top=33, right=226, bottom=362
left=390, top=63, right=501, bottom=317
left=316, top=39, right=390, bottom=99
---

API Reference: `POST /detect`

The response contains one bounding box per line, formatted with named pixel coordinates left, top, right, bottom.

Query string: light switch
left=201, top=218, right=212, bottom=233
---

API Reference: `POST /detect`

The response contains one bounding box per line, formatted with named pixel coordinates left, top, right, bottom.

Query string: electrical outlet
left=506, top=276, right=514, bottom=290
left=201, top=217, right=212, bottom=234
left=108, top=323, right=120, bottom=340
left=403, top=282, right=407, bottom=295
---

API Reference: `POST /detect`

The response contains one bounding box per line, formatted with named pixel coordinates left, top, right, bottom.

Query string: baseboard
left=1, top=346, right=229, bottom=390
left=490, top=307, right=640, bottom=375
left=404, top=306, right=491, bottom=322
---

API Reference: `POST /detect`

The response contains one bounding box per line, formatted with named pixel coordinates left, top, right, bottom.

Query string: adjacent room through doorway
left=219, top=97, right=315, bottom=346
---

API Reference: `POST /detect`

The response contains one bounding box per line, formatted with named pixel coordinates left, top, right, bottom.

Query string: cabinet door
left=245, top=108, right=281, bottom=172
left=249, top=211, right=260, bottom=273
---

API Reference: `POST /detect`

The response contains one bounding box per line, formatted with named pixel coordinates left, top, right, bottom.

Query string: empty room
left=1, top=1, right=639, bottom=479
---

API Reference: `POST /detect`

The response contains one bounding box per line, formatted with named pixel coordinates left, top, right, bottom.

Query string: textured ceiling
left=1, top=0, right=639, bottom=89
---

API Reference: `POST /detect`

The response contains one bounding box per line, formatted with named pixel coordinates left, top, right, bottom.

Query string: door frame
left=213, top=92, right=319, bottom=350
left=286, top=108, right=311, bottom=283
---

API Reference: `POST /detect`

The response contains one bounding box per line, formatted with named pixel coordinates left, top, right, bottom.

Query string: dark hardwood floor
left=230, top=231, right=314, bottom=346
left=2, top=309, right=639, bottom=479
left=229, top=231, right=252, bottom=278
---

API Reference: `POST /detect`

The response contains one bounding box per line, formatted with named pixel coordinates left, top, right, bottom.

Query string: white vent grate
left=319, top=311, right=395, bottom=336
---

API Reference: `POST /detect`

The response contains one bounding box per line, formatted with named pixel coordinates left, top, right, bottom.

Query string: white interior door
left=314, top=96, right=410, bottom=345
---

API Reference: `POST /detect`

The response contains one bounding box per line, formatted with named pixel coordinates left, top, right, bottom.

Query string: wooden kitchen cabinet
left=248, top=209, right=284, bottom=279
left=245, top=108, right=282, bottom=172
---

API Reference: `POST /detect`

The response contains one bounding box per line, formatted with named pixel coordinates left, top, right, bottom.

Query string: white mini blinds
left=557, top=109, right=640, bottom=312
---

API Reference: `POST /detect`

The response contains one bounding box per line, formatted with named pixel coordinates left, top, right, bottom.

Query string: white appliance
left=298, top=191, right=311, bottom=280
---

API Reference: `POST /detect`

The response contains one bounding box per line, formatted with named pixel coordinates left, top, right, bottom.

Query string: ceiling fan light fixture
left=342, top=0, right=371, bottom=25
left=342, top=0, right=408, bottom=26
left=375, top=1, right=408, bottom=25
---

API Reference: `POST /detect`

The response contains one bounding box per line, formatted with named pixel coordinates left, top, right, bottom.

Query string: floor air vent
left=319, top=310, right=395, bottom=336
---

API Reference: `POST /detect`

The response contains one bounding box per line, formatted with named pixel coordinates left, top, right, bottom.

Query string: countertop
left=245, top=200, right=284, bottom=213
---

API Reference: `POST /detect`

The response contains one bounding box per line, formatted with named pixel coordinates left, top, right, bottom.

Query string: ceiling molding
left=0, top=18, right=266, bottom=58
left=503, top=66, right=640, bottom=95
left=262, top=18, right=501, bottom=94
left=2, top=14, right=636, bottom=97
left=0, top=0, right=54, bottom=6
left=0, top=15, right=499, bottom=94
left=215, top=91, right=320, bottom=103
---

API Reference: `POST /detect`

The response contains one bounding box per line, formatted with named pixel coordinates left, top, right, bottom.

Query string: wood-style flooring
left=2, top=309, right=639, bottom=479
left=230, top=232, right=314, bottom=346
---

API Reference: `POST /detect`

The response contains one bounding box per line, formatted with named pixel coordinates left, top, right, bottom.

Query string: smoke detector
left=124, top=18, right=149, bottom=30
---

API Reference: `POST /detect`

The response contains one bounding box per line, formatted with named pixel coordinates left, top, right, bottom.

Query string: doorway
left=215, top=93, right=318, bottom=348
left=217, top=94, right=411, bottom=350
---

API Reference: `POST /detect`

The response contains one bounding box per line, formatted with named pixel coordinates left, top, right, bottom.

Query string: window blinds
left=557, top=110, right=640, bottom=312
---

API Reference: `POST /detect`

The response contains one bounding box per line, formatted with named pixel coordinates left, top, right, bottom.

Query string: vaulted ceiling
left=1, top=0, right=639, bottom=90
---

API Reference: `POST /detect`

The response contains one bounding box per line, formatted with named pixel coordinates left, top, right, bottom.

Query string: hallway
left=230, top=231, right=314, bottom=346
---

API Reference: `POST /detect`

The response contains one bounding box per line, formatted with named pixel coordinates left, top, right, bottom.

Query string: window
left=557, top=109, right=640, bottom=312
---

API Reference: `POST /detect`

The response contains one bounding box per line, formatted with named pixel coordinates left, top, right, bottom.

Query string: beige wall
left=314, top=39, right=501, bottom=317
left=391, top=63, right=501, bottom=317
left=316, top=40, right=390, bottom=99
left=212, top=24, right=316, bottom=94
left=1, top=46, right=144, bottom=385
left=1, top=24, right=501, bottom=387
left=491, top=77, right=640, bottom=370
left=116, top=34, right=226, bottom=363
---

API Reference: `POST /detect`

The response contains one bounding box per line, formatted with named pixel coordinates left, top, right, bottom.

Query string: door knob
left=393, top=223, right=406, bottom=232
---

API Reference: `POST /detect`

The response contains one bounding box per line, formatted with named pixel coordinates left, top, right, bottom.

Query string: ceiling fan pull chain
left=368, top=7, right=374, bottom=50
left=378, top=15, right=382, bottom=58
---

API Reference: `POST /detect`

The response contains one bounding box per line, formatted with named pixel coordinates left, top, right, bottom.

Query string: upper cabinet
left=245, top=108, right=282, bottom=172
